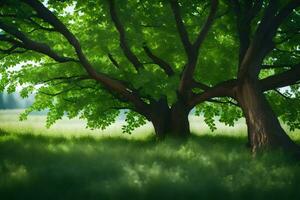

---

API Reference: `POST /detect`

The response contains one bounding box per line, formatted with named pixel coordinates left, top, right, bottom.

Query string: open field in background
left=1, top=109, right=299, bottom=141
left=1, top=109, right=300, bottom=200
left=0, top=109, right=251, bottom=137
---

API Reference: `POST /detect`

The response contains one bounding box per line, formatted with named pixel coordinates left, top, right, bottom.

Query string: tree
left=0, top=0, right=299, bottom=154
left=0, top=0, right=219, bottom=137
left=230, top=0, right=300, bottom=153
left=190, top=0, right=300, bottom=154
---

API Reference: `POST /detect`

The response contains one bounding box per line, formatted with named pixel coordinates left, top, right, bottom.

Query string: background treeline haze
left=0, top=93, right=33, bottom=109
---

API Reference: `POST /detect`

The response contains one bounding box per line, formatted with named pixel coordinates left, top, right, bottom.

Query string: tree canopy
left=0, top=0, right=300, bottom=153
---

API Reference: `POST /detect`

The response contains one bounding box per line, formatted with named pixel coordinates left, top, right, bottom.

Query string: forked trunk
left=236, top=78, right=300, bottom=155
left=150, top=100, right=190, bottom=138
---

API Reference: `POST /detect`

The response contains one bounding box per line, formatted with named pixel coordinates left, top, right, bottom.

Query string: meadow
left=1, top=110, right=300, bottom=200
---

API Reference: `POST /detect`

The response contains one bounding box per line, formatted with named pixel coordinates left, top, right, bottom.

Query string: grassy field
left=1, top=110, right=300, bottom=200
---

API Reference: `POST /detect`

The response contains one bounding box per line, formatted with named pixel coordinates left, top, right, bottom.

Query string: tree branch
left=107, top=53, right=121, bottom=69
left=193, top=0, right=218, bottom=51
left=177, top=0, right=218, bottom=95
left=0, top=21, right=78, bottom=63
left=0, top=13, right=56, bottom=32
left=39, top=85, right=78, bottom=97
left=191, top=79, right=210, bottom=90
left=169, top=0, right=192, bottom=54
left=188, top=60, right=300, bottom=108
left=26, top=17, right=56, bottom=32
left=274, top=48, right=300, bottom=58
left=107, top=0, right=142, bottom=71
left=237, top=1, right=280, bottom=79
left=261, top=63, right=300, bottom=91
left=189, top=61, right=300, bottom=108
left=22, top=0, right=149, bottom=113
left=38, top=75, right=90, bottom=84
left=269, top=0, right=300, bottom=36
left=232, top=0, right=263, bottom=65
left=208, top=98, right=238, bottom=106
left=188, top=79, right=237, bottom=108
left=142, top=43, right=174, bottom=76
left=273, top=89, right=293, bottom=100
left=261, top=63, right=299, bottom=69
left=0, top=44, right=25, bottom=54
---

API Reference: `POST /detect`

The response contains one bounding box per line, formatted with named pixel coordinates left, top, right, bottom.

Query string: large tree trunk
left=170, top=101, right=190, bottom=137
left=235, top=77, right=300, bottom=155
left=150, top=100, right=190, bottom=138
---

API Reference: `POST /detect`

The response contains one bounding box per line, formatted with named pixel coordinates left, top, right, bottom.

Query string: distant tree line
left=0, top=93, right=33, bottom=109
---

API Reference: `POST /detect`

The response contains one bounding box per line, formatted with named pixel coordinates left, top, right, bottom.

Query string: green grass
left=1, top=110, right=300, bottom=200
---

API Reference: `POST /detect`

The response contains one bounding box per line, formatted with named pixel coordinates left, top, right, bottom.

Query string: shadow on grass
left=1, top=130, right=300, bottom=200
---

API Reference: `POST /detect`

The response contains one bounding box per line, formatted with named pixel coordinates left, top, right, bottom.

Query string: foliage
left=195, top=98, right=242, bottom=131
left=122, top=110, right=147, bottom=134
left=0, top=0, right=299, bottom=133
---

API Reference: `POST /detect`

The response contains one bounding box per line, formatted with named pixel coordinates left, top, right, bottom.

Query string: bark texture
left=235, top=78, right=300, bottom=155
left=149, top=99, right=190, bottom=138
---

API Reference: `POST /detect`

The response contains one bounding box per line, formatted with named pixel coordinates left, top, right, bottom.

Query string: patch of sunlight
left=122, top=164, right=144, bottom=188
left=221, top=160, right=295, bottom=193
left=1, top=161, right=28, bottom=183
left=177, top=145, right=197, bottom=160
left=9, top=166, right=27, bottom=181
left=222, top=174, right=234, bottom=190
left=81, top=144, right=97, bottom=154
left=198, top=154, right=213, bottom=167
left=46, top=143, right=71, bottom=153
left=265, top=166, right=293, bottom=188
left=122, top=162, right=187, bottom=188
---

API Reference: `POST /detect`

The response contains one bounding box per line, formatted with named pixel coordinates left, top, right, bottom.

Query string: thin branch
left=40, top=83, right=99, bottom=97
left=0, top=36, right=28, bottom=58
left=178, top=0, right=218, bottom=94
left=62, top=97, right=77, bottom=103
left=273, top=89, right=293, bottom=99
left=39, top=86, right=77, bottom=97
left=195, top=2, right=210, bottom=17
left=0, top=13, right=56, bottom=32
left=107, top=0, right=142, bottom=71
left=26, top=17, right=56, bottom=32
left=0, top=44, right=27, bottom=54
left=0, top=34, right=24, bottom=46
left=261, top=63, right=299, bottom=69
left=0, top=21, right=78, bottom=63
left=274, top=48, right=300, bottom=58
left=107, top=53, right=121, bottom=69
left=191, top=79, right=210, bottom=90
left=247, top=0, right=264, bottom=22
left=38, top=75, right=90, bottom=84
left=142, top=43, right=174, bottom=76
left=208, top=98, right=238, bottom=106
left=269, top=0, right=300, bottom=36
left=139, top=23, right=164, bottom=28
left=22, top=0, right=149, bottom=113
left=169, top=0, right=192, bottom=55
left=277, top=28, right=300, bottom=35
left=193, top=0, right=218, bottom=51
